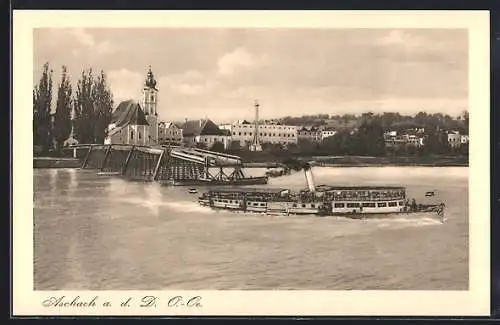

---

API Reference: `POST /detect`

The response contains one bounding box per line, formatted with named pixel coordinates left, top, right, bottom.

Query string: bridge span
left=67, top=144, right=267, bottom=185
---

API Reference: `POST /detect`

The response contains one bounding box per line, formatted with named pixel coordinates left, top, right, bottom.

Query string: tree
left=73, top=69, right=95, bottom=144
left=33, top=62, right=53, bottom=152
left=92, top=70, right=114, bottom=143
left=422, top=130, right=450, bottom=155
left=210, top=141, right=225, bottom=152
left=53, top=66, right=73, bottom=150
left=356, top=118, right=385, bottom=156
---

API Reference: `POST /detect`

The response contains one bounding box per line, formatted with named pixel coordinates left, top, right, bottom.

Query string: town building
left=297, top=126, right=321, bottom=142
left=158, top=122, right=183, bottom=146
left=180, top=118, right=231, bottom=150
left=320, top=129, right=338, bottom=141
left=448, top=131, right=462, bottom=148
left=384, top=130, right=424, bottom=148
left=104, top=99, right=150, bottom=145
left=105, top=67, right=162, bottom=146
left=229, top=120, right=298, bottom=147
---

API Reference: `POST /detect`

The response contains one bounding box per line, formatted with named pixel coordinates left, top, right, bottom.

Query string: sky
left=33, top=28, right=468, bottom=123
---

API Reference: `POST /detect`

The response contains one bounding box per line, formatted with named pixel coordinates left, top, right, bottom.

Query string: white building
left=447, top=131, right=462, bottom=148
left=105, top=66, right=160, bottom=146
left=180, top=119, right=232, bottom=150
left=104, top=100, right=150, bottom=146
left=229, top=120, right=298, bottom=147
left=297, top=126, right=322, bottom=142
left=320, top=129, right=337, bottom=140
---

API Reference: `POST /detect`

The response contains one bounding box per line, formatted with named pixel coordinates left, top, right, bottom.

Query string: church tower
left=142, top=65, right=159, bottom=144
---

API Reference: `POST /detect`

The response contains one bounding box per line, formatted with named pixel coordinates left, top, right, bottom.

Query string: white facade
left=197, top=135, right=232, bottom=150
left=447, top=132, right=462, bottom=147
left=321, top=130, right=337, bottom=140
left=105, top=124, right=149, bottom=146
left=230, top=122, right=298, bottom=146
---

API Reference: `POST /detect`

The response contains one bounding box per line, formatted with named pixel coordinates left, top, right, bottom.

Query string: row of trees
left=280, top=111, right=469, bottom=135
left=33, top=62, right=114, bottom=153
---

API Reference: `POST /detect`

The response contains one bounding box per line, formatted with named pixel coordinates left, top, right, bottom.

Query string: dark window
left=238, top=132, right=241, bottom=136
left=249, top=132, right=252, bottom=136
left=334, top=203, right=345, bottom=208
left=293, top=203, right=297, bottom=207
left=130, top=131, right=134, bottom=140
left=260, top=203, right=265, bottom=206
left=301, top=204, right=306, bottom=208
left=244, top=132, right=247, bottom=136
left=377, top=202, right=387, bottom=207
left=388, top=202, right=397, bottom=207
left=347, top=203, right=360, bottom=208
left=311, top=204, right=315, bottom=208
left=398, top=201, right=405, bottom=206
left=362, top=203, right=376, bottom=208
left=139, top=132, right=142, bottom=139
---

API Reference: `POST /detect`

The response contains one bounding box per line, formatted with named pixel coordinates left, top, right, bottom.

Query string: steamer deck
left=197, top=165, right=446, bottom=222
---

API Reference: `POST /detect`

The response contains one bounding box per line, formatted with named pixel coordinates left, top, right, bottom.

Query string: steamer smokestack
left=303, top=163, right=316, bottom=193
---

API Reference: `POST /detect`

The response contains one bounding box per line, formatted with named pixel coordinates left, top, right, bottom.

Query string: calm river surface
left=34, top=166, right=468, bottom=290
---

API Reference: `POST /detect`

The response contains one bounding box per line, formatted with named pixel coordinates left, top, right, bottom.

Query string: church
left=104, top=66, right=160, bottom=145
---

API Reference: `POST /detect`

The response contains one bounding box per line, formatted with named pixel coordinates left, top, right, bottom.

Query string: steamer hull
left=197, top=164, right=446, bottom=222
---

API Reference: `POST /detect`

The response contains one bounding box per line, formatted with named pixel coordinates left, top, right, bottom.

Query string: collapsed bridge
left=67, top=144, right=268, bottom=186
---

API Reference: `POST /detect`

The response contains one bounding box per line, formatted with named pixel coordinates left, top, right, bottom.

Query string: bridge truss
left=69, top=144, right=253, bottom=184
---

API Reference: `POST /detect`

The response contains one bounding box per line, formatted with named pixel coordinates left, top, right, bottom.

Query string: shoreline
left=33, top=156, right=468, bottom=169
left=34, top=157, right=81, bottom=168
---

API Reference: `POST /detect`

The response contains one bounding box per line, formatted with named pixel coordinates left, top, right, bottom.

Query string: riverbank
left=242, top=155, right=468, bottom=168
left=34, top=157, right=81, bottom=168
left=33, top=156, right=468, bottom=169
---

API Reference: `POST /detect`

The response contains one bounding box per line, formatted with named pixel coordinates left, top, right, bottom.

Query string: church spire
left=145, top=65, right=157, bottom=90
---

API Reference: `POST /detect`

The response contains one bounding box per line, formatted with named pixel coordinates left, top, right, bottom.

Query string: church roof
left=111, top=100, right=149, bottom=128
left=181, top=119, right=223, bottom=137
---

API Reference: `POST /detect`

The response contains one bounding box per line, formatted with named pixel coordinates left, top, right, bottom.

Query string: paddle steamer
left=198, top=164, right=446, bottom=221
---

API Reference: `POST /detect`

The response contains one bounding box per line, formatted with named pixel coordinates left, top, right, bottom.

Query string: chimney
left=303, top=164, right=316, bottom=193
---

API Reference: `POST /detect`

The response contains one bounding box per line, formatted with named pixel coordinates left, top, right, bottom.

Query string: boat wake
left=112, top=196, right=216, bottom=215
left=372, top=215, right=445, bottom=229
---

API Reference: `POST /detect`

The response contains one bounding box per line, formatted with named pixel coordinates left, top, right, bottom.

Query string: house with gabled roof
left=104, top=99, right=151, bottom=145
left=180, top=118, right=231, bottom=149
left=158, top=121, right=183, bottom=145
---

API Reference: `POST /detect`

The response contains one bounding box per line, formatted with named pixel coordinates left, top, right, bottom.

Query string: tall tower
left=142, top=66, right=159, bottom=144
left=249, top=100, right=262, bottom=152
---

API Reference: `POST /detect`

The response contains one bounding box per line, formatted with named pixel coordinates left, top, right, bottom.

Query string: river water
left=33, top=166, right=468, bottom=290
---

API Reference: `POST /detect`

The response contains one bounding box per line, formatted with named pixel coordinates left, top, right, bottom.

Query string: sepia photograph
left=14, top=10, right=490, bottom=316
